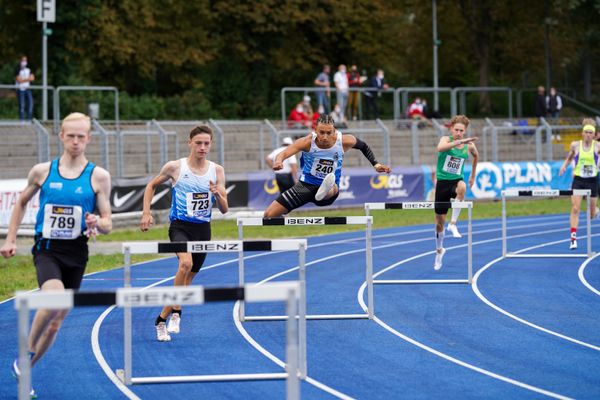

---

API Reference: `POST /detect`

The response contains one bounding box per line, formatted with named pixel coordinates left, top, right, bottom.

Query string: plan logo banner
left=465, top=161, right=571, bottom=200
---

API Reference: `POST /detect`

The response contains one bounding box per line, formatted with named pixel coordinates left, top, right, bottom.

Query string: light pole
left=432, top=0, right=440, bottom=112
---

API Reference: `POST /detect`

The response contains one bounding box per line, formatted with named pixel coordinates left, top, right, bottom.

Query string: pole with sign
left=37, top=0, right=55, bottom=121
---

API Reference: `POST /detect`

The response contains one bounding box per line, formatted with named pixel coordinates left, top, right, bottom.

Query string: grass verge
left=0, top=198, right=572, bottom=300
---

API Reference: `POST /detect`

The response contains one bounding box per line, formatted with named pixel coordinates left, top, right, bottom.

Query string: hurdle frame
left=365, top=201, right=473, bottom=284
left=121, top=239, right=308, bottom=381
left=237, top=216, right=374, bottom=321
left=15, top=282, right=302, bottom=400
left=502, top=189, right=593, bottom=258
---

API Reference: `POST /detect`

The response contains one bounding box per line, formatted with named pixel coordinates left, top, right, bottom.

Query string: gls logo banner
left=187, top=241, right=241, bottom=252
left=285, top=217, right=324, bottom=225
left=117, top=287, right=204, bottom=307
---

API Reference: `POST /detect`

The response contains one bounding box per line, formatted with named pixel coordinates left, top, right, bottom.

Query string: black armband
left=353, top=138, right=378, bottom=166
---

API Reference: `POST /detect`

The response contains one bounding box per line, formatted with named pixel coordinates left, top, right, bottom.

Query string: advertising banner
left=424, top=161, right=573, bottom=200
left=248, top=166, right=424, bottom=210
left=0, top=180, right=39, bottom=226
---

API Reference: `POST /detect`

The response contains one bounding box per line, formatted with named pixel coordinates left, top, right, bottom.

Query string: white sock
left=435, top=230, right=444, bottom=250
left=450, top=206, right=462, bottom=224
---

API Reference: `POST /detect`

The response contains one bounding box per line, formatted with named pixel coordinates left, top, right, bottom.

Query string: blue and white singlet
left=299, top=131, right=344, bottom=186
left=35, top=159, right=96, bottom=239
left=169, top=158, right=216, bottom=223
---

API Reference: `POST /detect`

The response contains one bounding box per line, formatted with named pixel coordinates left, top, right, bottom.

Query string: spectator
left=408, top=97, right=427, bottom=120
left=364, top=69, right=389, bottom=119
left=330, top=103, right=348, bottom=129
left=15, top=55, right=35, bottom=121
left=347, top=65, right=361, bottom=121
left=546, top=87, right=563, bottom=119
left=333, top=64, right=349, bottom=121
left=314, top=65, right=331, bottom=114
left=534, top=86, right=547, bottom=120
left=302, top=95, right=314, bottom=121
left=266, top=137, right=298, bottom=193
left=288, top=102, right=311, bottom=129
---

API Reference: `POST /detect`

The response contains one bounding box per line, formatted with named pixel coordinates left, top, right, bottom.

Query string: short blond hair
left=581, top=118, right=596, bottom=127
left=450, top=114, right=470, bottom=128
left=61, top=112, right=91, bottom=132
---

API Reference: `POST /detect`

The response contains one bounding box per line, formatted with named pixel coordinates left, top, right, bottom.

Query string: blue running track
left=1, top=213, right=599, bottom=399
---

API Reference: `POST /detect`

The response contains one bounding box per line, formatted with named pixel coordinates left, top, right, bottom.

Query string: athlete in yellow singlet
left=559, top=118, right=600, bottom=250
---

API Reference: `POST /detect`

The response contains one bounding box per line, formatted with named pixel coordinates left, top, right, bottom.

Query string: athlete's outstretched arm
left=140, top=161, right=178, bottom=231
left=468, top=143, right=479, bottom=188
left=343, top=134, right=391, bottom=173
left=210, top=165, right=228, bottom=214
left=437, top=136, right=478, bottom=152
left=273, top=136, right=311, bottom=170
left=0, top=163, right=47, bottom=258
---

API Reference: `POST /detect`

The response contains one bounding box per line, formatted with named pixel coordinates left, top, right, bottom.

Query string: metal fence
left=1, top=117, right=599, bottom=179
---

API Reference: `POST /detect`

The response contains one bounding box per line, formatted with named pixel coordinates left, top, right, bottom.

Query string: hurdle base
left=244, top=313, right=370, bottom=321
left=505, top=253, right=593, bottom=258
left=122, top=372, right=289, bottom=384
left=373, top=279, right=471, bottom=284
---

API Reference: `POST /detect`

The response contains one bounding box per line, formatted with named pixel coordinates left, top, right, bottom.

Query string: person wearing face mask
left=364, top=69, right=389, bottom=119
left=333, top=64, right=349, bottom=121
left=14, top=56, right=35, bottom=121
left=329, top=103, right=348, bottom=129
left=288, top=102, right=311, bottom=129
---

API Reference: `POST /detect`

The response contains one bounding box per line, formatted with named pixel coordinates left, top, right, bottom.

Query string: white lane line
left=577, top=253, right=600, bottom=297
left=231, top=302, right=355, bottom=400
left=472, top=234, right=600, bottom=352
left=226, top=219, right=586, bottom=400
left=19, top=213, right=580, bottom=398
left=356, top=226, right=593, bottom=399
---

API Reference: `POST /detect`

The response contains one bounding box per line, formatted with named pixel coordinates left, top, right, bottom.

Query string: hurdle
left=14, top=282, right=302, bottom=400
left=237, top=216, right=374, bottom=321
left=122, top=239, right=308, bottom=379
left=365, top=201, right=473, bottom=284
left=502, top=189, right=593, bottom=258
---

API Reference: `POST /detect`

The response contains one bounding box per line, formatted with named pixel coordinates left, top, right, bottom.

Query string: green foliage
left=0, top=1, right=598, bottom=118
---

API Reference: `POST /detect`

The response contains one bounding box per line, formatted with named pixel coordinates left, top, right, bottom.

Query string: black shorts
left=434, top=179, right=462, bottom=215
left=168, top=219, right=211, bottom=273
left=275, top=173, right=295, bottom=193
left=572, top=176, right=599, bottom=197
left=32, top=235, right=89, bottom=289
left=275, top=180, right=339, bottom=212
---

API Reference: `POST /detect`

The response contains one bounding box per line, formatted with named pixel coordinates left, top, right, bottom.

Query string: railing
left=451, top=87, right=513, bottom=119
left=280, top=86, right=395, bottom=123
left=0, top=84, right=56, bottom=121
left=53, top=86, right=119, bottom=135
left=32, top=119, right=50, bottom=163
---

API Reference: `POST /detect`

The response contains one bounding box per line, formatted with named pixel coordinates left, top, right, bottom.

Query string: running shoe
left=570, top=239, right=578, bottom=250
left=156, top=322, right=171, bottom=342
left=594, top=207, right=600, bottom=219
left=167, top=313, right=181, bottom=334
left=434, top=248, right=446, bottom=270
left=12, top=358, right=37, bottom=398
left=447, top=223, right=462, bottom=238
left=315, top=173, right=336, bottom=201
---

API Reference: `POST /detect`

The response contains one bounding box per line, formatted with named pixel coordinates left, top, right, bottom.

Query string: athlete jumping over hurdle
left=264, top=115, right=391, bottom=217
left=434, top=115, right=478, bottom=270
left=558, top=118, right=600, bottom=250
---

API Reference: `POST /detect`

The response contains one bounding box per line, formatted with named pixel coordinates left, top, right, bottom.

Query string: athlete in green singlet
left=433, top=115, right=478, bottom=270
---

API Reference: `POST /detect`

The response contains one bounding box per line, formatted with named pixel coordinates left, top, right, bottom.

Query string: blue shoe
left=12, top=357, right=37, bottom=398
